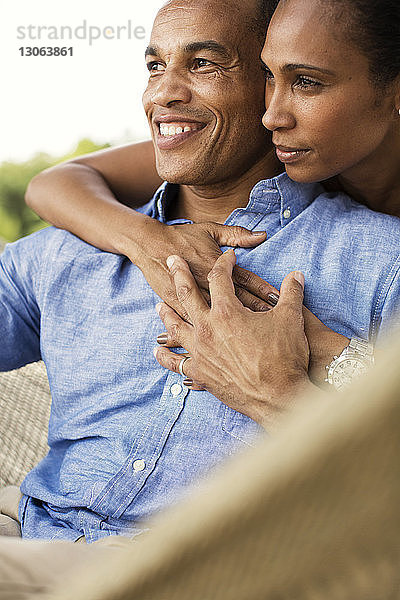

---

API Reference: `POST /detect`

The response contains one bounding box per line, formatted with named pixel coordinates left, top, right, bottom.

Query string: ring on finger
left=178, top=356, right=190, bottom=377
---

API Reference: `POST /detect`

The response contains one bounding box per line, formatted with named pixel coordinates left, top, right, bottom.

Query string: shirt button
left=170, top=383, right=182, bottom=397
left=133, top=459, right=146, bottom=472
left=283, top=208, right=291, bottom=219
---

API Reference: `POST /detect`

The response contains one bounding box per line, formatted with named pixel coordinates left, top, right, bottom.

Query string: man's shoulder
left=315, top=191, right=400, bottom=224
left=2, top=227, right=109, bottom=275
left=312, top=192, right=400, bottom=242
left=5, top=226, right=94, bottom=255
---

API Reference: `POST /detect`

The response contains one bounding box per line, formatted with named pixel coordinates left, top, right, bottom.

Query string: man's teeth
left=159, top=124, right=199, bottom=137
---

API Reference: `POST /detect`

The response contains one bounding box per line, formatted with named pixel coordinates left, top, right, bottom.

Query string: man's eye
left=295, top=76, right=322, bottom=89
left=192, top=58, right=214, bottom=70
left=146, top=61, right=165, bottom=74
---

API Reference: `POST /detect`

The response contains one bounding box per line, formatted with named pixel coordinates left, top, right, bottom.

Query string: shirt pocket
left=221, top=405, right=265, bottom=446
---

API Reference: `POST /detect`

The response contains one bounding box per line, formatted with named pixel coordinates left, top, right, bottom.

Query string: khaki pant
left=0, top=486, right=22, bottom=538
left=0, top=486, right=132, bottom=599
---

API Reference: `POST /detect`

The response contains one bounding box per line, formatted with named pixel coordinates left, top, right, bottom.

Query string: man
left=1, top=0, right=400, bottom=549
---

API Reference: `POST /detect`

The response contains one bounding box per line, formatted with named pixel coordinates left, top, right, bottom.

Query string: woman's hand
left=153, top=250, right=314, bottom=430
left=131, top=219, right=280, bottom=318
left=147, top=234, right=350, bottom=388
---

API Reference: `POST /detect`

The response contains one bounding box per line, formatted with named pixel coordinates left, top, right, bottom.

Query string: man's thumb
left=210, top=224, right=267, bottom=248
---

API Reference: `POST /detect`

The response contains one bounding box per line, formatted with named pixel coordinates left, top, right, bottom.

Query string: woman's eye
left=261, top=66, right=274, bottom=81
left=147, top=61, right=165, bottom=75
left=295, top=76, right=322, bottom=89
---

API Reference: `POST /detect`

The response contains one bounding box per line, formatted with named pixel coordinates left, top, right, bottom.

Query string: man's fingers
left=207, top=223, right=267, bottom=249
left=166, top=256, right=209, bottom=320
left=156, top=302, right=192, bottom=348
left=277, top=271, right=305, bottom=313
left=233, top=266, right=280, bottom=307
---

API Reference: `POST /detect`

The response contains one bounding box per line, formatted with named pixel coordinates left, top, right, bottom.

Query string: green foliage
left=0, top=139, right=110, bottom=243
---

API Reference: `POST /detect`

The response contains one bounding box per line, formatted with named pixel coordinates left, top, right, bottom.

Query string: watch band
left=325, top=337, right=375, bottom=389
left=348, top=338, right=374, bottom=360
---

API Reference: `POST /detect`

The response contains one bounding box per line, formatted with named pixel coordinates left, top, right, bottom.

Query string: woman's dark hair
left=324, top=0, right=400, bottom=87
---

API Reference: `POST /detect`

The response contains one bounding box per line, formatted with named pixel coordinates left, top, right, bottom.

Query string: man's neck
left=167, top=150, right=282, bottom=224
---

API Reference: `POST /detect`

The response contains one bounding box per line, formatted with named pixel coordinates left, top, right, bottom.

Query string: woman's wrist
left=259, top=375, right=317, bottom=431
left=250, top=369, right=314, bottom=430
left=309, top=333, right=350, bottom=386
left=113, top=211, right=166, bottom=263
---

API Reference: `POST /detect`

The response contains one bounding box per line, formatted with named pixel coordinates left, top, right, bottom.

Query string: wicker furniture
left=0, top=362, right=51, bottom=487
left=0, top=240, right=51, bottom=487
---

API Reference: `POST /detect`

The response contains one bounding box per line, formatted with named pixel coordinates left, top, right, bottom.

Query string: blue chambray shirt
left=1, top=173, right=400, bottom=543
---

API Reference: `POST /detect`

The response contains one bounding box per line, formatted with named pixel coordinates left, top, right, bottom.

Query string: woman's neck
left=326, top=128, right=400, bottom=217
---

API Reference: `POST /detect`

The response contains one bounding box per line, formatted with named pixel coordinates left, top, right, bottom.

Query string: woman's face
left=261, top=0, right=399, bottom=184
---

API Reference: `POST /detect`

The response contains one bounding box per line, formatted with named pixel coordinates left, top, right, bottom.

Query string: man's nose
left=262, top=86, right=296, bottom=131
left=151, top=69, right=192, bottom=107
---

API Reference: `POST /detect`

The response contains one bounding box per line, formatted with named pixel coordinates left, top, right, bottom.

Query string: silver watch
left=325, top=337, right=374, bottom=391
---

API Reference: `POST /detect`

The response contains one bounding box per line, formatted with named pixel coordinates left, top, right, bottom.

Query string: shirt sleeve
left=373, top=255, right=400, bottom=348
left=0, top=232, right=47, bottom=371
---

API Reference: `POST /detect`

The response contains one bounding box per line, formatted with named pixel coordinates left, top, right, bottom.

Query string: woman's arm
left=154, top=250, right=315, bottom=431
left=25, top=141, right=162, bottom=254
left=153, top=252, right=349, bottom=390
left=26, top=142, right=349, bottom=373
left=25, top=141, right=278, bottom=315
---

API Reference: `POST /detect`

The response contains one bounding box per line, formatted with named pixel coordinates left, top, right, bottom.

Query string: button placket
left=170, top=383, right=183, bottom=397
left=283, top=207, right=291, bottom=220
left=133, top=459, right=146, bottom=472
left=94, top=373, right=190, bottom=519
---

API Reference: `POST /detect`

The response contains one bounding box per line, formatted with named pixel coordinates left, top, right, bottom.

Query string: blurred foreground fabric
left=0, top=341, right=399, bottom=598
left=46, top=338, right=400, bottom=600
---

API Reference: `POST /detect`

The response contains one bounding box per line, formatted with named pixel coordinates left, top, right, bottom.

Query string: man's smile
left=154, top=116, right=208, bottom=149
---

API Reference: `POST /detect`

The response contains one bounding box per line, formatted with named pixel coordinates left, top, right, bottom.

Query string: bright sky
left=1, top=0, right=163, bottom=163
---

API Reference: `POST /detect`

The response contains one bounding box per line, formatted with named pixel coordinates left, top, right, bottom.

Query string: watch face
left=330, top=357, right=369, bottom=390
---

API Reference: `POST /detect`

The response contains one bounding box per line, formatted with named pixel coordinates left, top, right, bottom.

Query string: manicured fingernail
left=267, top=293, right=279, bottom=307
left=260, top=305, right=271, bottom=312
left=183, top=378, right=194, bottom=387
left=252, top=230, right=266, bottom=236
left=166, top=256, right=176, bottom=270
left=157, top=334, right=168, bottom=345
left=155, top=303, right=163, bottom=315
left=293, top=271, right=305, bottom=286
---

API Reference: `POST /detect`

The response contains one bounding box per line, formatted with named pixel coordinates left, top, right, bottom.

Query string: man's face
left=142, top=0, right=271, bottom=186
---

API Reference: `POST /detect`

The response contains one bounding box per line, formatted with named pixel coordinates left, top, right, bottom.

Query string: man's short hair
left=252, top=0, right=279, bottom=41
left=160, top=0, right=279, bottom=44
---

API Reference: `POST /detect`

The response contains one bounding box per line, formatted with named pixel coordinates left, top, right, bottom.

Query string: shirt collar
left=149, top=172, right=323, bottom=227
left=247, top=172, right=324, bottom=227
left=150, top=182, right=180, bottom=224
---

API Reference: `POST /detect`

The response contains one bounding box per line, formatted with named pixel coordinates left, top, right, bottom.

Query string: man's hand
left=153, top=250, right=313, bottom=430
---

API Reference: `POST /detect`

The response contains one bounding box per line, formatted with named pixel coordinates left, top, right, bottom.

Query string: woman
left=153, top=0, right=400, bottom=424
left=26, top=0, right=400, bottom=427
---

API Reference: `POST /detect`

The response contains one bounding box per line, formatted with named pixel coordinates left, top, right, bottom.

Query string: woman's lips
left=274, top=145, right=310, bottom=164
